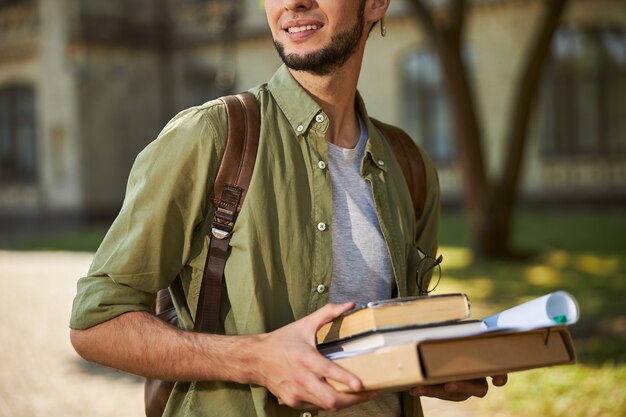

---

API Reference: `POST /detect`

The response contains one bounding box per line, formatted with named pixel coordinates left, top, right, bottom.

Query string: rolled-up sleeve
left=70, top=104, right=226, bottom=330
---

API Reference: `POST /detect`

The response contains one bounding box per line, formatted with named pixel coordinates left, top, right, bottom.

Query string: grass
left=5, top=208, right=626, bottom=416
left=5, top=226, right=108, bottom=252
left=436, top=209, right=626, bottom=417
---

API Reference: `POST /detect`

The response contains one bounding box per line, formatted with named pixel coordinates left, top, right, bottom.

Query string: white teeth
left=288, top=25, right=319, bottom=33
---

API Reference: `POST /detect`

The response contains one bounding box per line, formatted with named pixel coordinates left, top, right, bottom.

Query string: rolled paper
left=484, top=291, right=580, bottom=329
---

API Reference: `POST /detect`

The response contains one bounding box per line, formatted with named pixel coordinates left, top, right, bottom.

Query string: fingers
left=410, top=378, right=489, bottom=402
left=283, top=344, right=371, bottom=410
left=260, top=304, right=376, bottom=411
left=303, top=348, right=363, bottom=392
left=444, top=379, right=488, bottom=398
left=409, top=384, right=472, bottom=402
left=491, top=374, right=508, bottom=386
left=279, top=371, right=377, bottom=411
left=287, top=390, right=378, bottom=411
left=305, top=376, right=377, bottom=411
left=308, top=302, right=356, bottom=330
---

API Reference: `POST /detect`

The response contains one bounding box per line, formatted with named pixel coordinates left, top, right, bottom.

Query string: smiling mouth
left=287, top=25, right=322, bottom=34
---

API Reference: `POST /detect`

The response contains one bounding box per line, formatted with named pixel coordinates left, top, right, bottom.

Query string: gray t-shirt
left=320, top=117, right=401, bottom=417
left=327, top=116, right=396, bottom=306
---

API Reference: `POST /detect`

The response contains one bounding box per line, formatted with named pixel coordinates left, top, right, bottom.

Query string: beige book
left=316, top=293, right=471, bottom=344
left=319, top=320, right=487, bottom=358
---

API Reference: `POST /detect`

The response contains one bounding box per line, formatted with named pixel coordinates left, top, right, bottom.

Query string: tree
left=405, top=0, right=569, bottom=260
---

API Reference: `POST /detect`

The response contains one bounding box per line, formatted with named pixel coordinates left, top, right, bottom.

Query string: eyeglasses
left=416, top=251, right=443, bottom=296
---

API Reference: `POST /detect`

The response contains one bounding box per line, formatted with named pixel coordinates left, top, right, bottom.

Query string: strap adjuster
left=211, top=220, right=232, bottom=240
left=211, top=227, right=230, bottom=240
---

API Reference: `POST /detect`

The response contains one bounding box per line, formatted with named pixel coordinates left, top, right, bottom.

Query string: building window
left=541, top=26, right=626, bottom=157
left=0, top=85, right=38, bottom=183
left=400, top=49, right=456, bottom=164
left=0, top=0, right=33, bottom=8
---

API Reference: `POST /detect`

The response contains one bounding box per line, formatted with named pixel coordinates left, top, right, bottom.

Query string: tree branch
left=499, top=0, right=568, bottom=192
left=448, top=0, right=466, bottom=51
left=490, top=0, right=569, bottom=234
left=405, top=0, right=441, bottom=41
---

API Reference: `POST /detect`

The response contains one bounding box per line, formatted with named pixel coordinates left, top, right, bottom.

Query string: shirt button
left=316, top=114, right=325, bottom=123
left=316, top=284, right=326, bottom=294
left=318, top=160, right=327, bottom=170
left=378, top=159, right=385, bottom=166
left=296, top=125, right=305, bottom=133
left=317, top=222, right=327, bottom=231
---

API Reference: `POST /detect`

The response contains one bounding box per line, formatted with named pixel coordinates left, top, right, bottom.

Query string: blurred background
left=0, top=0, right=624, bottom=416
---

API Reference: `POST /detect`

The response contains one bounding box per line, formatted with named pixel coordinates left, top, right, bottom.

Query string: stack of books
left=316, top=291, right=579, bottom=392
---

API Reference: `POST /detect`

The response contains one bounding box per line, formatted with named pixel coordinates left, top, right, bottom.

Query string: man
left=70, top=0, right=506, bottom=416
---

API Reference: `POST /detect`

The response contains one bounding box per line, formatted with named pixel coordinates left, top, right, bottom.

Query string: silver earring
left=380, top=17, right=387, bottom=37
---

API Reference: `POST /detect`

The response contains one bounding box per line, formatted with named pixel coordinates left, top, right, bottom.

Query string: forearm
left=71, top=304, right=379, bottom=411
left=70, top=311, right=263, bottom=384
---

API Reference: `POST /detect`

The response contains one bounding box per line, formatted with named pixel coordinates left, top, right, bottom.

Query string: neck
left=288, top=50, right=364, bottom=149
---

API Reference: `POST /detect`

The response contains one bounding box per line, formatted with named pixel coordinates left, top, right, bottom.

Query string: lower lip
left=285, top=28, right=321, bottom=41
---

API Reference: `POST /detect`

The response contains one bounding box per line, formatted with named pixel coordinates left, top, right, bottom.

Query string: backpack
left=144, top=92, right=428, bottom=417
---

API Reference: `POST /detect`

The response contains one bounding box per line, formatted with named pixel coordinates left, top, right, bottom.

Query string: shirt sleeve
left=70, top=103, right=227, bottom=330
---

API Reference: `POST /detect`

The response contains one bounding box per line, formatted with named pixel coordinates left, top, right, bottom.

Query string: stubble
left=273, top=3, right=366, bottom=76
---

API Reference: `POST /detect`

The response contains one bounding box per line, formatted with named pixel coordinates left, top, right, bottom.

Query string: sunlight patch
left=524, top=265, right=561, bottom=287
left=439, top=246, right=473, bottom=269
left=576, top=254, right=620, bottom=275
left=546, top=250, right=571, bottom=269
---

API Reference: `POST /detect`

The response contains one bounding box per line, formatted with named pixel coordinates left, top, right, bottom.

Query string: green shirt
left=70, top=65, right=440, bottom=417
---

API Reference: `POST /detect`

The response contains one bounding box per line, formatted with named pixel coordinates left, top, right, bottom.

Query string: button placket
left=306, top=132, right=332, bottom=314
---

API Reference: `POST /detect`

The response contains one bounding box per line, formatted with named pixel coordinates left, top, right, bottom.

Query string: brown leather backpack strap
left=146, top=93, right=260, bottom=417
left=372, top=119, right=427, bottom=221
left=194, top=92, right=260, bottom=333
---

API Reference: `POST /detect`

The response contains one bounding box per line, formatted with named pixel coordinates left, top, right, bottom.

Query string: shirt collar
left=267, top=65, right=322, bottom=135
left=358, top=93, right=389, bottom=173
left=267, top=65, right=388, bottom=173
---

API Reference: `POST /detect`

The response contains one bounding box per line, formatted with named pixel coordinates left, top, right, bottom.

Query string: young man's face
left=265, top=0, right=368, bottom=76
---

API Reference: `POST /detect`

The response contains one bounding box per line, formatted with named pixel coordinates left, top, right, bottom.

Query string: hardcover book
left=327, top=326, right=576, bottom=392
left=316, top=293, right=470, bottom=344
left=323, top=291, right=580, bottom=392
left=319, top=320, right=487, bottom=358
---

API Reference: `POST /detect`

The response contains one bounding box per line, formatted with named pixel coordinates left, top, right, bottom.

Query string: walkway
left=0, top=251, right=482, bottom=416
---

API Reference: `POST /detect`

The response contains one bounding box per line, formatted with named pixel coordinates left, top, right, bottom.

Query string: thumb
left=308, top=302, right=356, bottom=330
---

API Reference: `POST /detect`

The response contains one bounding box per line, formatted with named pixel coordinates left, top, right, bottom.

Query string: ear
left=366, top=0, right=391, bottom=23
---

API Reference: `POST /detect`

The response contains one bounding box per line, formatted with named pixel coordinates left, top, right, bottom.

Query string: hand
left=409, top=375, right=508, bottom=402
left=250, top=302, right=379, bottom=411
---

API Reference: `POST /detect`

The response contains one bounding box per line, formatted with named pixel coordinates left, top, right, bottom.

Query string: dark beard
left=273, top=6, right=365, bottom=76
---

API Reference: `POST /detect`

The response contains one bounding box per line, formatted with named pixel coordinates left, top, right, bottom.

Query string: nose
left=283, top=0, right=313, bottom=12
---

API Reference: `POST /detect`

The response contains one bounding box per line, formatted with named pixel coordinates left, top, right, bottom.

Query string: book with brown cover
left=316, top=293, right=470, bottom=344
left=327, top=326, right=576, bottom=392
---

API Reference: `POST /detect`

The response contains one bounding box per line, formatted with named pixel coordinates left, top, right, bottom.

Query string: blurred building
left=0, top=0, right=624, bottom=223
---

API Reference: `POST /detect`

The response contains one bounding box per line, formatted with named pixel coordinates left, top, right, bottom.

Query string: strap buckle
left=212, top=221, right=232, bottom=240
left=212, top=206, right=236, bottom=240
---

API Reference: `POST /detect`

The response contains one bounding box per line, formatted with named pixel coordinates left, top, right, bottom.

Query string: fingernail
left=350, top=380, right=361, bottom=391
